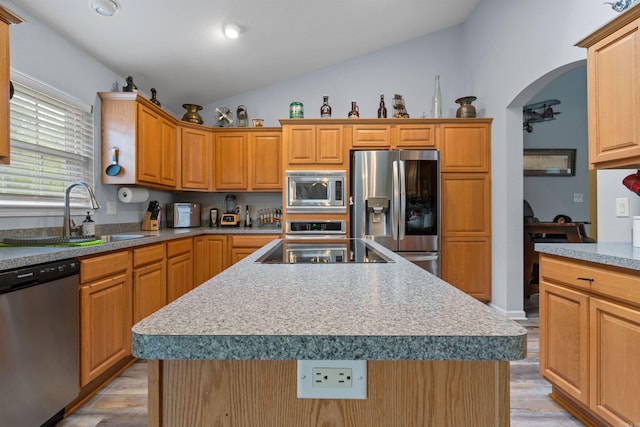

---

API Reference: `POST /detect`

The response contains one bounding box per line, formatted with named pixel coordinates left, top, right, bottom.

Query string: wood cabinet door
left=440, top=173, right=491, bottom=236
left=441, top=237, right=491, bottom=301
left=80, top=272, right=132, bottom=386
left=539, top=281, right=590, bottom=405
left=133, top=261, right=166, bottom=323
left=159, top=117, right=177, bottom=187
left=587, top=18, right=640, bottom=168
left=351, top=124, right=391, bottom=148
left=589, top=298, right=640, bottom=425
left=137, top=104, right=161, bottom=184
left=286, top=125, right=316, bottom=164
left=250, top=132, right=282, bottom=190
left=181, top=126, right=211, bottom=189
left=0, top=9, right=21, bottom=164
left=0, top=22, right=9, bottom=164
left=167, top=252, right=194, bottom=303
left=394, top=124, right=435, bottom=148
left=214, top=132, right=248, bottom=190
left=438, top=123, right=490, bottom=172
left=316, top=125, right=344, bottom=164
left=194, top=235, right=227, bottom=284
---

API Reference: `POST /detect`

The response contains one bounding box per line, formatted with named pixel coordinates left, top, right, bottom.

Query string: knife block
left=141, top=211, right=159, bottom=231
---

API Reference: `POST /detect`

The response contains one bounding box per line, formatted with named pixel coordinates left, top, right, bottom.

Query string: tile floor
left=56, top=296, right=583, bottom=427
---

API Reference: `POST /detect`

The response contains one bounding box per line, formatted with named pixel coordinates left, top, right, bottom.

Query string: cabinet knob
left=576, top=277, right=594, bottom=282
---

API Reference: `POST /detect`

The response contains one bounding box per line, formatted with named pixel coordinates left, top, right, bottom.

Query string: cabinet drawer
left=80, top=251, right=130, bottom=283
left=394, top=124, right=435, bottom=147
left=540, top=254, right=640, bottom=307
left=167, top=237, right=192, bottom=258
left=231, top=234, right=279, bottom=248
left=351, top=125, right=390, bottom=147
left=133, top=243, right=165, bottom=268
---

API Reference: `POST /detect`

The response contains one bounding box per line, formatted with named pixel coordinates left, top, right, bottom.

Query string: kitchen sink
left=100, top=234, right=147, bottom=242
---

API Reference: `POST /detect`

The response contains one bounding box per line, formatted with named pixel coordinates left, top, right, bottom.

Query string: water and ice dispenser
left=365, top=197, right=390, bottom=236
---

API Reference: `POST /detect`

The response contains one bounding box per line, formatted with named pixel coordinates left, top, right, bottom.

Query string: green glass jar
left=290, top=102, right=304, bottom=119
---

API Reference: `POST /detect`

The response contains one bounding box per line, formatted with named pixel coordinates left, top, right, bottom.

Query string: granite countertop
left=0, top=226, right=282, bottom=271
left=535, top=242, right=640, bottom=271
left=132, top=239, right=527, bottom=362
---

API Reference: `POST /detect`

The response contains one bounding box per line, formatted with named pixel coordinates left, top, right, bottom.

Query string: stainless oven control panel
left=285, top=220, right=347, bottom=236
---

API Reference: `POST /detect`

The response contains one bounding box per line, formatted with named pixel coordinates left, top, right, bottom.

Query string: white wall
left=523, top=66, right=590, bottom=225
left=464, top=0, right=619, bottom=318
left=203, top=25, right=469, bottom=126
left=597, top=169, right=640, bottom=242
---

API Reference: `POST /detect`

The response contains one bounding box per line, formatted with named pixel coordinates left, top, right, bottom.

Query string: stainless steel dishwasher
left=0, top=258, right=80, bottom=427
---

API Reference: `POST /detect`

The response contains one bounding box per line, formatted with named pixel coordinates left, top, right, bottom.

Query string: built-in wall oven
left=285, top=170, right=346, bottom=213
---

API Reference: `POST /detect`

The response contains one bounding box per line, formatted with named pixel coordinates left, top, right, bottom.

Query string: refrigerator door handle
left=398, top=159, right=406, bottom=241
left=392, top=160, right=399, bottom=241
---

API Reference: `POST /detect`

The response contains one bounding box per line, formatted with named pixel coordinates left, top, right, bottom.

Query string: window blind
left=0, top=79, right=94, bottom=208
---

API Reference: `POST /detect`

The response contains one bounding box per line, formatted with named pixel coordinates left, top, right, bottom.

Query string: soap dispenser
left=82, top=211, right=95, bottom=237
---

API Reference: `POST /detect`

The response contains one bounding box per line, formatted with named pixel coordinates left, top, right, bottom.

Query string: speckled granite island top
left=132, top=239, right=527, bottom=362
left=535, top=242, right=640, bottom=271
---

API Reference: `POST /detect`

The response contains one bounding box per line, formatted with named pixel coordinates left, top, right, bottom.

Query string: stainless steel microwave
left=285, top=170, right=346, bottom=213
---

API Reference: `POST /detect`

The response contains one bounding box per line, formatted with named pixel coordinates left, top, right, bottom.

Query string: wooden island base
left=148, top=359, right=510, bottom=427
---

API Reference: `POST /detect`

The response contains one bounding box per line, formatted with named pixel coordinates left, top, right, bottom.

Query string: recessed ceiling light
left=89, top=0, right=120, bottom=17
left=224, top=23, right=241, bottom=39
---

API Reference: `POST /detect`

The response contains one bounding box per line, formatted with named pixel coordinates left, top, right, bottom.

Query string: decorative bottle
left=431, top=74, right=442, bottom=118
left=82, top=211, right=95, bottom=237
left=377, top=94, right=387, bottom=118
left=348, top=101, right=359, bottom=118
left=320, top=95, right=332, bottom=118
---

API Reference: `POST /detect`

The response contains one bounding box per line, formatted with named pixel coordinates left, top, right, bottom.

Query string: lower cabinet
left=79, top=251, right=132, bottom=387
left=229, top=234, right=280, bottom=265
left=539, top=253, right=640, bottom=426
left=194, top=235, right=228, bottom=284
left=132, top=243, right=166, bottom=323
left=166, top=237, right=194, bottom=303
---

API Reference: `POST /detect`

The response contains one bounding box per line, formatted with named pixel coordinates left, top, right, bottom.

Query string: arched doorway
left=508, top=59, right=595, bottom=316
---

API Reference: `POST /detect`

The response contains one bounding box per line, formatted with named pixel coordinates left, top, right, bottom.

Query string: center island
left=132, top=239, right=527, bottom=427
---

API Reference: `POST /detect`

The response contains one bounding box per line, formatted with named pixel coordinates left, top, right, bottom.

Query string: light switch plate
left=616, top=197, right=629, bottom=217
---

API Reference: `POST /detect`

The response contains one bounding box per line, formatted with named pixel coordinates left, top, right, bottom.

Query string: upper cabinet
left=99, top=92, right=178, bottom=189
left=0, top=6, right=23, bottom=165
left=577, top=7, right=640, bottom=169
left=180, top=123, right=211, bottom=190
left=281, top=120, right=345, bottom=167
left=213, top=128, right=282, bottom=191
left=350, top=121, right=435, bottom=149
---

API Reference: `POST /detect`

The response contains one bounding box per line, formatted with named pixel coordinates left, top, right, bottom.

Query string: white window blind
left=0, top=77, right=94, bottom=208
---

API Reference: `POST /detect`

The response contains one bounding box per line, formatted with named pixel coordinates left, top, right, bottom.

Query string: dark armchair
left=523, top=200, right=594, bottom=299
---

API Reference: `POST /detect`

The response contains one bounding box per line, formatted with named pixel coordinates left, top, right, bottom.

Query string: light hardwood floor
left=56, top=296, right=583, bottom=427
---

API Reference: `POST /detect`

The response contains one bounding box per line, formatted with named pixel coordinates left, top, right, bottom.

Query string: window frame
left=0, top=70, right=96, bottom=218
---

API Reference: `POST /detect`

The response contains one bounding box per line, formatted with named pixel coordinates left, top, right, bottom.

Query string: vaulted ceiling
left=10, top=0, right=480, bottom=113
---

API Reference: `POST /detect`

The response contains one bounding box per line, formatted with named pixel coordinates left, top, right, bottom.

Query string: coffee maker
left=220, top=194, right=240, bottom=226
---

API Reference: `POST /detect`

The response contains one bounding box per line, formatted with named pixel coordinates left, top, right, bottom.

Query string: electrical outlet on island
left=297, top=360, right=366, bottom=399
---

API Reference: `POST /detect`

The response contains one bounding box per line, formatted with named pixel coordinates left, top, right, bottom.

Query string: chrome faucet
left=63, top=182, right=100, bottom=238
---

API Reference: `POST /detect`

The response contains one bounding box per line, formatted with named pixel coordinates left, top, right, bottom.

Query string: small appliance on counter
left=220, top=194, right=240, bottom=226
left=165, top=202, right=201, bottom=228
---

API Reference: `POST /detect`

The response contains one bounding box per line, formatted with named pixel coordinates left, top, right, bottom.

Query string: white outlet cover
left=297, top=360, right=367, bottom=399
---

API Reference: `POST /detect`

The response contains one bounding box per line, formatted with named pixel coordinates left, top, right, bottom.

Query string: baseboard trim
left=488, top=302, right=527, bottom=320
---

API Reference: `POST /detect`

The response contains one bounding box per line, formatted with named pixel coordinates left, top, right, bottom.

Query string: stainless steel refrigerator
left=351, top=150, right=440, bottom=276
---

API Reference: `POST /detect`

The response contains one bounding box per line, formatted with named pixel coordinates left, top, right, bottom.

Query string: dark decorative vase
left=150, top=88, right=161, bottom=107
left=123, top=76, right=137, bottom=92
left=182, top=104, right=203, bottom=124
left=455, top=96, right=477, bottom=118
